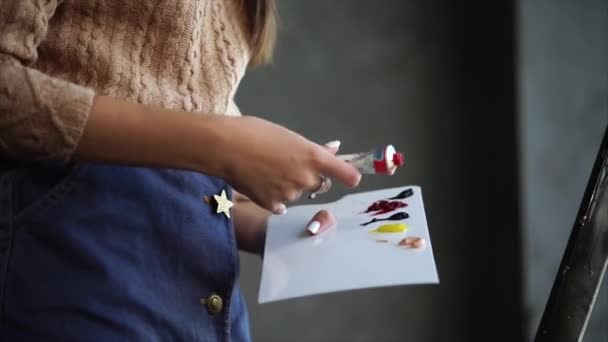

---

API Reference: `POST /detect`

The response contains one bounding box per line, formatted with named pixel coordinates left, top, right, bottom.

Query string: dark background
left=235, top=1, right=608, bottom=341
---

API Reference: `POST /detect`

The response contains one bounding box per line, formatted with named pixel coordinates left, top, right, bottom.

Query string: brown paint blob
left=398, top=236, right=426, bottom=249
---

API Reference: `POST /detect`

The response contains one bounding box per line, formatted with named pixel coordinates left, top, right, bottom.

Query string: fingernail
left=306, top=220, right=321, bottom=235
left=324, top=140, right=341, bottom=149
left=274, top=203, right=287, bottom=215
left=353, top=173, right=362, bottom=187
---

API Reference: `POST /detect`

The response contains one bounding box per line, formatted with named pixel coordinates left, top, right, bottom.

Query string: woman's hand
left=77, top=97, right=359, bottom=214
left=214, top=116, right=361, bottom=214
left=304, top=209, right=337, bottom=235
left=233, top=142, right=342, bottom=255
left=233, top=202, right=337, bottom=256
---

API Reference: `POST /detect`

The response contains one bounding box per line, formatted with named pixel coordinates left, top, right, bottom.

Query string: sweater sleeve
left=0, top=0, right=94, bottom=162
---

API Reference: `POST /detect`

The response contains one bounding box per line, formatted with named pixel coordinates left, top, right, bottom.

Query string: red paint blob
left=364, top=200, right=407, bottom=216
left=364, top=200, right=388, bottom=212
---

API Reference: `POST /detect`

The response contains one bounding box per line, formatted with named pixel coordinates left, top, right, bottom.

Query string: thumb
left=306, top=209, right=337, bottom=235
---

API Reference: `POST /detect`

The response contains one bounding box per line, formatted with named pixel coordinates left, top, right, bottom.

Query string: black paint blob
left=361, top=211, right=409, bottom=226
left=388, top=188, right=414, bottom=200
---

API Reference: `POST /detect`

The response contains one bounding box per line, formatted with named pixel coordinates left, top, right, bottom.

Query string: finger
left=232, top=190, right=251, bottom=203
left=316, top=150, right=361, bottom=188
left=254, top=196, right=287, bottom=215
left=324, top=140, right=341, bottom=155
left=308, top=176, right=331, bottom=199
left=272, top=202, right=287, bottom=215
left=305, top=209, right=336, bottom=235
left=282, top=189, right=302, bottom=203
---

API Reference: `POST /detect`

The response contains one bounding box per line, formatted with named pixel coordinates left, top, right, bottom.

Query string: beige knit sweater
left=0, top=0, right=250, bottom=161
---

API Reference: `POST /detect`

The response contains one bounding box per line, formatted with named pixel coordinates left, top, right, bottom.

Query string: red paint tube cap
left=393, top=151, right=405, bottom=166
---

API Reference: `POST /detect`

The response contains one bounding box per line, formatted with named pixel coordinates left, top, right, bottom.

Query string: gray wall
left=234, top=0, right=608, bottom=340
left=236, top=1, right=521, bottom=341
left=518, top=0, right=608, bottom=341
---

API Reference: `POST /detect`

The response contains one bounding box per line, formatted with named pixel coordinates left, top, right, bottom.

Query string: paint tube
left=337, top=145, right=404, bottom=175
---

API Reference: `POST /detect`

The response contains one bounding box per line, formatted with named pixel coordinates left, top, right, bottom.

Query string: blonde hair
left=242, top=0, right=277, bottom=66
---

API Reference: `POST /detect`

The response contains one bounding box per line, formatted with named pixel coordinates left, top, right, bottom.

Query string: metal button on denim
left=201, top=293, right=223, bottom=314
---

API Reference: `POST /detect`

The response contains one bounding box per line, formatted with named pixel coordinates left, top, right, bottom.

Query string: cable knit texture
left=0, top=0, right=251, bottom=161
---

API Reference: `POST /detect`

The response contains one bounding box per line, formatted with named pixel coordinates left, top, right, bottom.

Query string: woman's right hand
left=213, top=116, right=361, bottom=214
left=76, top=96, right=359, bottom=213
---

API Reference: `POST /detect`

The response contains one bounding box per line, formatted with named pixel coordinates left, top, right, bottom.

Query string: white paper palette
left=258, top=185, right=439, bottom=304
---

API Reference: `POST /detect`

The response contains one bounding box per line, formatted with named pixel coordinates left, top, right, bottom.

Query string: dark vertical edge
left=534, top=126, right=608, bottom=341
left=452, top=0, right=523, bottom=341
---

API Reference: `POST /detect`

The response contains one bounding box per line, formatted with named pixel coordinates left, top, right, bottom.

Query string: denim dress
left=0, top=160, right=250, bottom=341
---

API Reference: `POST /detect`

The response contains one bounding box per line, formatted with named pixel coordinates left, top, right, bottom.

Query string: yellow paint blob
left=369, top=223, right=408, bottom=233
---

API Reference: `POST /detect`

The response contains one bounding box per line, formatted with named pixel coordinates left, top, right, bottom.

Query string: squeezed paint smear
left=375, top=239, right=389, bottom=243
left=388, top=188, right=414, bottom=200
left=369, top=223, right=408, bottom=233
left=364, top=200, right=407, bottom=215
left=364, top=200, right=388, bottom=212
left=373, top=202, right=407, bottom=216
left=398, top=236, right=426, bottom=249
left=361, top=212, right=409, bottom=226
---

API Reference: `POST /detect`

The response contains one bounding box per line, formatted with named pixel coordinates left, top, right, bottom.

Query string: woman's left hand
left=232, top=199, right=337, bottom=256
left=303, top=209, right=336, bottom=236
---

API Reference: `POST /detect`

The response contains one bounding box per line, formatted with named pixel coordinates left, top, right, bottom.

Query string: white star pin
left=213, top=189, right=233, bottom=219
